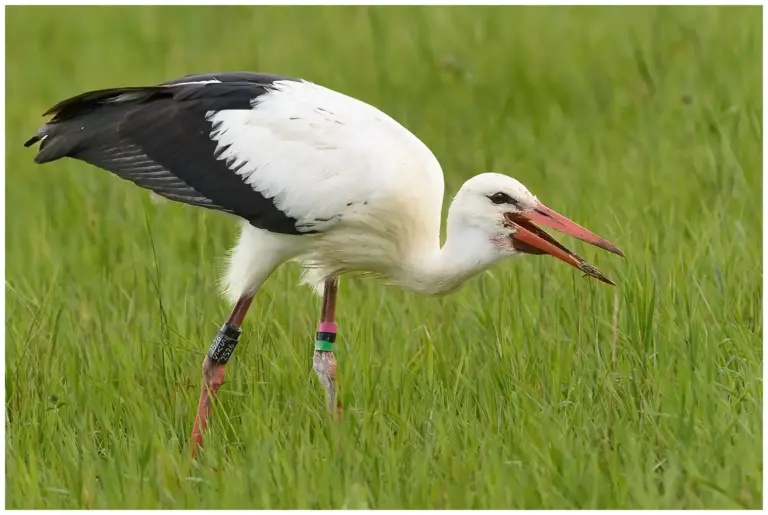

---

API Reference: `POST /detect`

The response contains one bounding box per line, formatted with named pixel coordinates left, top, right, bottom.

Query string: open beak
left=504, top=203, right=624, bottom=286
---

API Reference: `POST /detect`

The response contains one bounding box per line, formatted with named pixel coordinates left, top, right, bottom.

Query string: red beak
left=504, top=203, right=624, bottom=285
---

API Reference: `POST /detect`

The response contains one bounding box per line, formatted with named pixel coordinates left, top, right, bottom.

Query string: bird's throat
left=395, top=226, right=505, bottom=296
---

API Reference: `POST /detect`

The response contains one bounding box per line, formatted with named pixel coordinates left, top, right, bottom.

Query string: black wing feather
left=24, top=72, right=305, bottom=234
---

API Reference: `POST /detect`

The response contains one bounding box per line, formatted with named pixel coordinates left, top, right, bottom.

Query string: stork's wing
left=25, top=72, right=433, bottom=235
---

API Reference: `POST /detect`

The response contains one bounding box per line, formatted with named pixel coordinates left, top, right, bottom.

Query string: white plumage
left=213, top=79, right=448, bottom=300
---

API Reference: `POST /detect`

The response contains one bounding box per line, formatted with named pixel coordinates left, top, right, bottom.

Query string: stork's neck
left=396, top=223, right=505, bottom=296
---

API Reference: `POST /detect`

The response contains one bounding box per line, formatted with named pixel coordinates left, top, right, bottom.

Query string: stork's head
left=448, top=173, right=624, bottom=285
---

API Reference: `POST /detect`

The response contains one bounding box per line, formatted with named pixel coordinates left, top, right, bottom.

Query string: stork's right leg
left=191, top=295, right=253, bottom=455
left=313, top=277, right=343, bottom=419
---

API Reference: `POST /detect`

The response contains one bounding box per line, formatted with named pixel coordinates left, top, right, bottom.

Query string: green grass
left=5, top=5, right=762, bottom=509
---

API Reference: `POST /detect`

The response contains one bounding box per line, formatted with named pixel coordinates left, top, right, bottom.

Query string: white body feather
left=212, top=80, right=450, bottom=301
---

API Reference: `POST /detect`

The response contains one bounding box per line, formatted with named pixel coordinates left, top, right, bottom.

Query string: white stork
left=25, top=72, right=624, bottom=453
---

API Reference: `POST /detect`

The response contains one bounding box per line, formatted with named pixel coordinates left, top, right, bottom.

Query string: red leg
left=313, top=277, right=342, bottom=419
left=191, top=295, right=253, bottom=456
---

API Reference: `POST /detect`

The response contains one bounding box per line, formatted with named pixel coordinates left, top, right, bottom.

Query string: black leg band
left=315, top=331, right=337, bottom=343
left=207, top=322, right=242, bottom=364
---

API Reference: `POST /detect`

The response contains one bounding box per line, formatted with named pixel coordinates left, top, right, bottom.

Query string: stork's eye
left=488, top=192, right=518, bottom=205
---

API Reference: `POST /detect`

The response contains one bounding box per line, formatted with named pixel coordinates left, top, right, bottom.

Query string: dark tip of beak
left=578, top=262, right=616, bottom=286
left=592, top=240, right=626, bottom=259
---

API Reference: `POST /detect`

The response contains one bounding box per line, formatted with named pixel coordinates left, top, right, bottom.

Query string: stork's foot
left=191, top=356, right=226, bottom=454
left=313, top=350, right=342, bottom=420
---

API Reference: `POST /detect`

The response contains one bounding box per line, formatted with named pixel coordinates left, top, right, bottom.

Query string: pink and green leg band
left=315, top=322, right=338, bottom=352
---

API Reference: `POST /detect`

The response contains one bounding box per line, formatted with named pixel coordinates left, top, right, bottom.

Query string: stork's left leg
left=190, top=295, right=253, bottom=454
left=313, top=277, right=343, bottom=419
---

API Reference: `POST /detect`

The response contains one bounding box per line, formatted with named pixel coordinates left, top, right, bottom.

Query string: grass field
left=5, top=5, right=762, bottom=509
